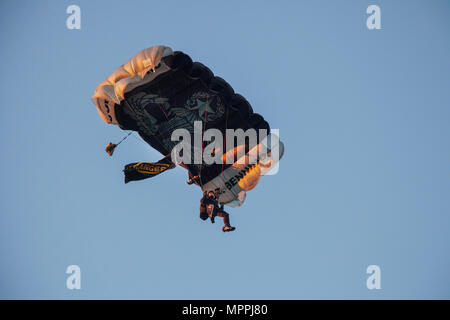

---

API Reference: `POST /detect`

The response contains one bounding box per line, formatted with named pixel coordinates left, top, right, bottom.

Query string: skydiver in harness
left=199, top=189, right=236, bottom=232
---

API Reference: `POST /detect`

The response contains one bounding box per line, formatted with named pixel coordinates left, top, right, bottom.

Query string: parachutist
left=200, top=190, right=236, bottom=232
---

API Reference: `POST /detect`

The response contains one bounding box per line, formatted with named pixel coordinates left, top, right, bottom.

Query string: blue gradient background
left=1, top=0, right=449, bottom=299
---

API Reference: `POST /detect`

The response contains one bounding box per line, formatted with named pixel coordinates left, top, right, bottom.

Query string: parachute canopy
left=92, top=45, right=284, bottom=207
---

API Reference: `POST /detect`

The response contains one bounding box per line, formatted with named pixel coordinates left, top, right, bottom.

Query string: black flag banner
left=124, top=156, right=175, bottom=183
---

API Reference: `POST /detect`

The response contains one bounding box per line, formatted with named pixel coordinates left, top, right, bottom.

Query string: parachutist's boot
left=222, top=226, right=236, bottom=232
left=210, top=216, right=215, bottom=224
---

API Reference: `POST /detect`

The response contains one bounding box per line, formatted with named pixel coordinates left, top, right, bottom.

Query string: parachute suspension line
left=105, top=131, right=133, bottom=156
left=156, top=87, right=169, bottom=120
left=222, top=108, right=229, bottom=178
left=116, top=131, right=133, bottom=146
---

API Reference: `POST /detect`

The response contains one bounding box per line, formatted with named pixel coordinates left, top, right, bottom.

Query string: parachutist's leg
left=216, top=211, right=230, bottom=227
left=217, top=211, right=235, bottom=232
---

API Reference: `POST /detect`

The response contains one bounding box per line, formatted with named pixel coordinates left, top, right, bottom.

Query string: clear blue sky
left=1, top=0, right=449, bottom=299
